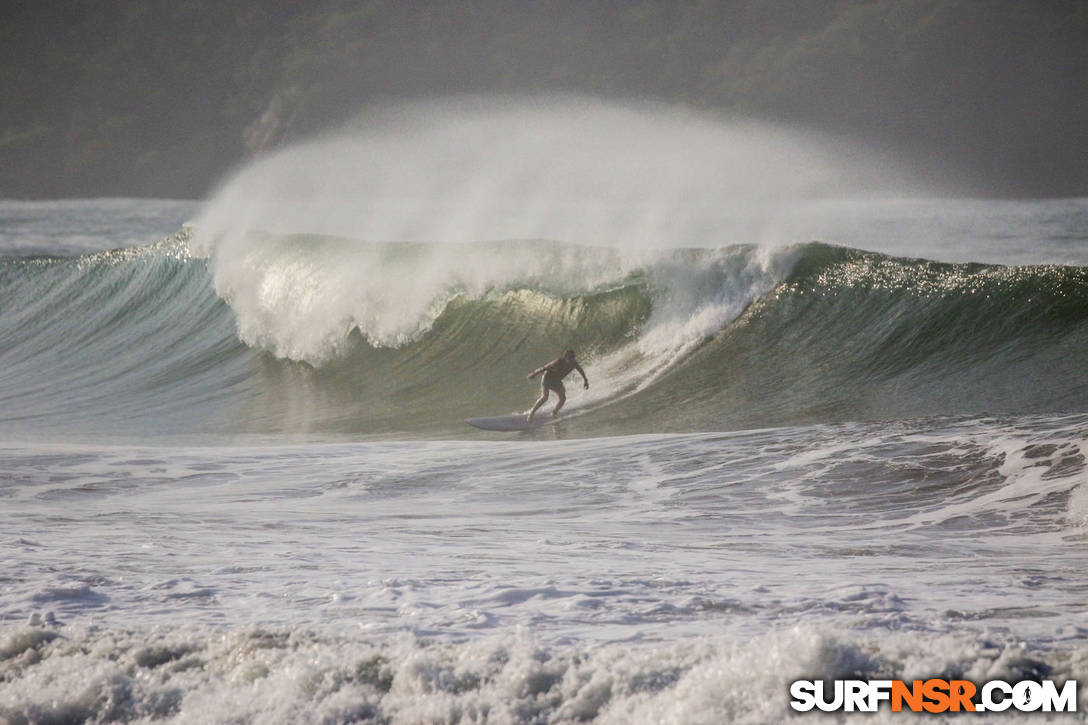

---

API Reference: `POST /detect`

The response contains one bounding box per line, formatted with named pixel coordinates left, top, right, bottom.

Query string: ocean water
left=2, top=104, right=1088, bottom=722
left=2, top=193, right=1086, bottom=724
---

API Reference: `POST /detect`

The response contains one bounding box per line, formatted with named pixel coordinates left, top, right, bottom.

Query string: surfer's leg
left=528, top=388, right=548, bottom=422
left=551, top=382, right=566, bottom=417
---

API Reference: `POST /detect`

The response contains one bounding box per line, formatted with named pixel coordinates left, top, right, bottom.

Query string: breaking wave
left=0, top=231, right=1085, bottom=440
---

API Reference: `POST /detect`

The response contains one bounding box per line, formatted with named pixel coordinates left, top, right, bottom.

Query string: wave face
left=604, top=244, right=1088, bottom=434
left=0, top=236, right=249, bottom=438
left=1, top=230, right=1085, bottom=441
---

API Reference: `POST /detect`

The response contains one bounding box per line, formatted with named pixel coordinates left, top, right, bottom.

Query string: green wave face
left=0, top=236, right=1085, bottom=441
left=602, top=245, right=1088, bottom=435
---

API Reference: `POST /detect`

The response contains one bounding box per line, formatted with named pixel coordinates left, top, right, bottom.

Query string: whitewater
left=2, top=99, right=1088, bottom=723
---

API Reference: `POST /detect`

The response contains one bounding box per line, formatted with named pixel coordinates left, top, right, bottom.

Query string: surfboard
left=465, top=413, right=561, bottom=431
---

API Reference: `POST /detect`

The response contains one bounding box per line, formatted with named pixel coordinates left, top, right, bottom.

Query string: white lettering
left=1013, top=681, right=1043, bottom=712
left=982, top=681, right=1012, bottom=712
left=789, top=681, right=816, bottom=712
left=1042, top=680, right=1077, bottom=713
left=816, top=680, right=844, bottom=712
left=792, top=677, right=1077, bottom=713
left=844, top=681, right=868, bottom=712
left=868, top=680, right=893, bottom=711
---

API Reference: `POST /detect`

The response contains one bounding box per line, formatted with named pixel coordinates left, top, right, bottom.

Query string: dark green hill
left=2, top=0, right=1085, bottom=198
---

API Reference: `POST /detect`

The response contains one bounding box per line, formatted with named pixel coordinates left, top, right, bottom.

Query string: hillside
left=2, top=0, right=1085, bottom=198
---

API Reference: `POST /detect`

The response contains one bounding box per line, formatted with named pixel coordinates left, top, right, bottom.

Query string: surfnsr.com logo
left=789, top=679, right=1077, bottom=713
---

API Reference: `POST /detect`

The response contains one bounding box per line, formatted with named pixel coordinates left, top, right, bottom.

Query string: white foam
left=2, top=623, right=1084, bottom=724
left=191, top=96, right=901, bottom=364
left=193, top=235, right=638, bottom=361
left=572, top=244, right=802, bottom=414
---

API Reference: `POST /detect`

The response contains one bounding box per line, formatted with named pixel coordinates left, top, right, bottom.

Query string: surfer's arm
left=575, top=363, right=588, bottom=389
left=528, top=357, right=560, bottom=379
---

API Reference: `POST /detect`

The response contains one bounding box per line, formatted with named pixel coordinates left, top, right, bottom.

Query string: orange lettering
left=948, top=680, right=976, bottom=712
left=922, top=679, right=951, bottom=713
left=892, top=680, right=924, bottom=712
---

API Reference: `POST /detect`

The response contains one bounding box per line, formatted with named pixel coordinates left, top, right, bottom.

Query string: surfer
left=526, top=349, right=588, bottom=422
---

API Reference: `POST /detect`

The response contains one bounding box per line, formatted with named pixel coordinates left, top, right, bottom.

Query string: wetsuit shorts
left=541, top=371, right=565, bottom=395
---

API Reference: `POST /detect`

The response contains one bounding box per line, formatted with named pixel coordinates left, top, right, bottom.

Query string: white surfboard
left=465, top=413, right=562, bottom=431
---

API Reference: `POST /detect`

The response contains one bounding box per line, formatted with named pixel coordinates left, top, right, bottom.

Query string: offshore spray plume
left=193, top=95, right=909, bottom=251
left=190, top=96, right=911, bottom=363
